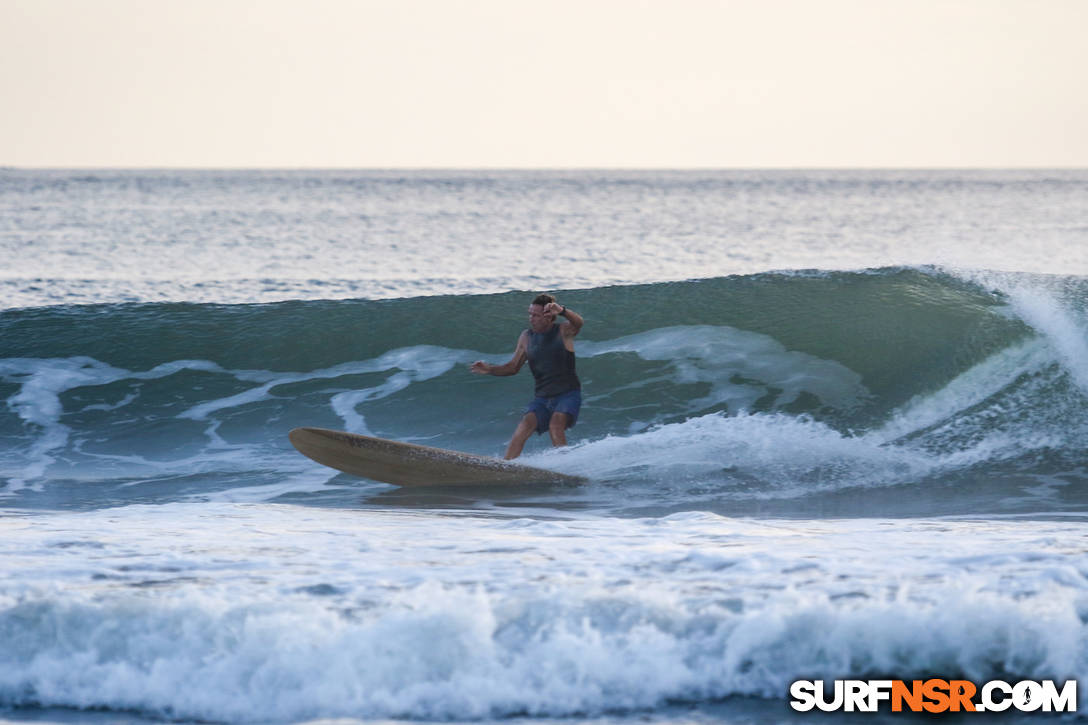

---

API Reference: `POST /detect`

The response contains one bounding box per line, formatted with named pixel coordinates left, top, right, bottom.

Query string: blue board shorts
left=525, top=389, right=582, bottom=434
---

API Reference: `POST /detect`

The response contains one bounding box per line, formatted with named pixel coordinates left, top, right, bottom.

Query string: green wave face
left=2, top=267, right=1086, bottom=514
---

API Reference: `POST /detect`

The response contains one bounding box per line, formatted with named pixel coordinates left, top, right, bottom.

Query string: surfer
left=470, top=294, right=584, bottom=459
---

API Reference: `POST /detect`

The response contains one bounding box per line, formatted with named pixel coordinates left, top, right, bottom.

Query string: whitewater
left=1, top=169, right=1087, bottom=724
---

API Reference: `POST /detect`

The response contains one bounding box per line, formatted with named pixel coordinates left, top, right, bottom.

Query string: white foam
left=875, top=338, right=1051, bottom=444
left=0, top=357, right=130, bottom=492
left=0, top=505, right=1085, bottom=721
left=0, top=354, right=328, bottom=500
left=950, top=269, right=1088, bottom=395
left=581, top=325, right=868, bottom=414
left=0, top=346, right=478, bottom=497
left=180, top=346, right=473, bottom=435
left=534, top=411, right=932, bottom=498
left=1006, top=285, right=1088, bottom=396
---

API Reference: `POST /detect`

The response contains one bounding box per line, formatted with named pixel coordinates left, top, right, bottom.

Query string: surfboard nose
left=290, top=426, right=333, bottom=443
left=288, top=427, right=313, bottom=448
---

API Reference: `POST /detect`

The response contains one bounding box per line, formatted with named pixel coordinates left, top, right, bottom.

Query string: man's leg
left=505, top=412, right=538, bottom=460
left=548, top=412, right=570, bottom=447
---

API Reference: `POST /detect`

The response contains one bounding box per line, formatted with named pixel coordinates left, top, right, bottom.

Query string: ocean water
left=1, top=169, right=1088, bottom=724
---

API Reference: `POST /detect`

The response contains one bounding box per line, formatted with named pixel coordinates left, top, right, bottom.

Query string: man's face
left=528, top=304, right=553, bottom=332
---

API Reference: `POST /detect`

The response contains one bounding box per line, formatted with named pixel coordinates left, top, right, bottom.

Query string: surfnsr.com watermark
left=790, top=679, right=1078, bottom=713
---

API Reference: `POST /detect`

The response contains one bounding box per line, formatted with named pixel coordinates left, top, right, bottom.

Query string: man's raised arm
left=544, top=301, right=583, bottom=338
left=559, top=305, right=583, bottom=337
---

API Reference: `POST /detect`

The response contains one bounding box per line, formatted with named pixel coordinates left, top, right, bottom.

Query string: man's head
left=528, top=293, right=556, bottom=332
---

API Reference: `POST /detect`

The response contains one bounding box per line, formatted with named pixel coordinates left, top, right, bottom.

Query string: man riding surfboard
left=469, top=294, right=584, bottom=459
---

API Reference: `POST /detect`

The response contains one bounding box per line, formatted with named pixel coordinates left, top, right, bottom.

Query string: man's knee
left=549, top=413, right=569, bottom=433
left=517, top=413, right=538, bottom=435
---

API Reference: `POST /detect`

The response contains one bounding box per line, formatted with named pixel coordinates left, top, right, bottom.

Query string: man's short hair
left=531, top=293, right=556, bottom=307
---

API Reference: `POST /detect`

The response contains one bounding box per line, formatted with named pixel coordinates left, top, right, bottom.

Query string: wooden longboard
left=288, top=427, right=586, bottom=487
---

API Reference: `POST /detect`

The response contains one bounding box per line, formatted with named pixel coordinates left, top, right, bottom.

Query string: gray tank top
left=527, top=323, right=580, bottom=397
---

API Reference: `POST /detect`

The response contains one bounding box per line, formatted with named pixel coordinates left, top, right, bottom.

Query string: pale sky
left=2, top=0, right=1086, bottom=168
